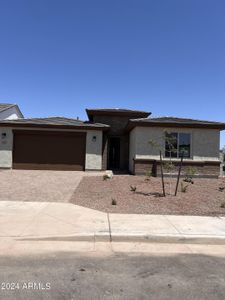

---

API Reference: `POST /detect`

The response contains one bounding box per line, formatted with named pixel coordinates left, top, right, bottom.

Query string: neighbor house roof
left=0, top=117, right=109, bottom=131
left=0, top=103, right=24, bottom=118
left=0, top=103, right=15, bottom=112
left=127, top=116, right=225, bottom=130
left=86, top=108, right=151, bottom=120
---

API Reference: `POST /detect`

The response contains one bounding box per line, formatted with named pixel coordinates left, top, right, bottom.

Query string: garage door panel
left=13, top=130, right=86, bottom=171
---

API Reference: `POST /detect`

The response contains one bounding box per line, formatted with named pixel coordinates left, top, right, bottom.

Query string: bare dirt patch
left=71, top=175, right=225, bottom=216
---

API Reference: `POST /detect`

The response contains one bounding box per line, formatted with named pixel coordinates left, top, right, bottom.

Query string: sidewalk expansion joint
left=107, top=213, right=112, bottom=242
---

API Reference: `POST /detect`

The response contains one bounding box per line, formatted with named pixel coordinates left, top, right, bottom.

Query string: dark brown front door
left=109, top=137, right=120, bottom=169
left=13, top=130, right=86, bottom=171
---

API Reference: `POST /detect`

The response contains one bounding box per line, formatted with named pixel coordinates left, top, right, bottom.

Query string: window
left=179, top=133, right=191, bottom=158
left=165, top=132, right=191, bottom=158
left=165, top=132, right=178, bottom=158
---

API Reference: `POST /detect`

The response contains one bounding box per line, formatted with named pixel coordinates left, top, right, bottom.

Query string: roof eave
left=86, top=108, right=151, bottom=120
left=0, top=122, right=110, bottom=131
left=126, top=121, right=225, bottom=131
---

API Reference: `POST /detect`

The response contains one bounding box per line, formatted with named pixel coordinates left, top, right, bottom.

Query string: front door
left=109, top=137, right=120, bottom=169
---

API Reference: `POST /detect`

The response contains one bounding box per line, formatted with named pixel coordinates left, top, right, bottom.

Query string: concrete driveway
left=0, top=169, right=89, bottom=202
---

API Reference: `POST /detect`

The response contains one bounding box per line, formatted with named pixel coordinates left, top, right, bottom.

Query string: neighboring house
left=0, top=107, right=224, bottom=177
left=0, top=103, right=24, bottom=120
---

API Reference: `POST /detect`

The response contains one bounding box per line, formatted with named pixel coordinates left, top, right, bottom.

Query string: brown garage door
left=13, top=130, right=86, bottom=171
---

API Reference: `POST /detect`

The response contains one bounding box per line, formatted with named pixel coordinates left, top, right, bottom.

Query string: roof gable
left=0, top=103, right=24, bottom=118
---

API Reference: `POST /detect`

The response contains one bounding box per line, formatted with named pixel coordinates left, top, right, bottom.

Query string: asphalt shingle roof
left=0, top=116, right=109, bottom=129
left=0, top=103, right=15, bottom=112
left=86, top=108, right=151, bottom=119
left=87, top=108, right=150, bottom=114
left=128, top=116, right=225, bottom=130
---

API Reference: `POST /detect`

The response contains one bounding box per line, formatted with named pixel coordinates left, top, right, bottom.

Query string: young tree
left=149, top=131, right=184, bottom=197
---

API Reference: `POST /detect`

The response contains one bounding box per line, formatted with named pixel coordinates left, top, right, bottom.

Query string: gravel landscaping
left=71, top=175, right=225, bottom=216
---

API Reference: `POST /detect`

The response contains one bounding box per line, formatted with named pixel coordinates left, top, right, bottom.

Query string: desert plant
left=145, top=170, right=152, bottom=181
left=181, top=182, right=189, bottom=193
left=219, top=186, right=225, bottom=192
left=221, top=201, right=225, bottom=208
left=163, top=161, right=175, bottom=173
left=111, top=198, right=117, bottom=205
left=184, top=167, right=197, bottom=184
left=130, top=185, right=137, bottom=192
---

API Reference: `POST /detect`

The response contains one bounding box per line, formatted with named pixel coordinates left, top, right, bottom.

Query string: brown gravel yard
left=71, top=175, right=225, bottom=216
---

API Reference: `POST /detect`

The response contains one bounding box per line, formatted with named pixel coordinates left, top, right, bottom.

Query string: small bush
left=181, top=182, right=189, bottom=193
left=111, top=199, right=117, bottom=205
left=163, top=161, right=175, bottom=173
left=184, top=167, right=197, bottom=183
left=130, top=185, right=137, bottom=192
left=183, top=177, right=194, bottom=184
left=221, top=202, right=225, bottom=208
left=146, top=170, right=152, bottom=177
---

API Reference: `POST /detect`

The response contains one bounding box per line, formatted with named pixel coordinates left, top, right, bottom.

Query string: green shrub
left=163, top=161, right=175, bottom=173
left=145, top=171, right=152, bottom=181
left=184, top=167, right=197, bottom=184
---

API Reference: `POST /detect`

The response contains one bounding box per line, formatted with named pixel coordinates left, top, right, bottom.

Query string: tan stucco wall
left=85, top=130, right=102, bottom=170
left=192, top=128, right=220, bottom=161
left=129, top=126, right=220, bottom=167
left=0, top=127, right=103, bottom=170
left=0, top=128, right=13, bottom=168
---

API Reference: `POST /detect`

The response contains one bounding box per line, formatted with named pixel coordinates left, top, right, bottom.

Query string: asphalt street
left=1, top=251, right=225, bottom=300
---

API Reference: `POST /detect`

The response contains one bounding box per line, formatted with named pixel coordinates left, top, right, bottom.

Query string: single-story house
left=0, top=106, right=225, bottom=177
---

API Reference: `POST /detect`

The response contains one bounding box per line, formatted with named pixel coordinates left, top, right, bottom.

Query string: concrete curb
left=111, top=235, right=225, bottom=245
left=14, top=234, right=225, bottom=245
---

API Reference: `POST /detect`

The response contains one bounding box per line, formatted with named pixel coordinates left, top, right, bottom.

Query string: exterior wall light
left=1, top=133, right=6, bottom=139
left=92, top=136, right=97, bottom=142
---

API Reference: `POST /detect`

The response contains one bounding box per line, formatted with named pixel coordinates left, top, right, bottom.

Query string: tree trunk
left=160, top=150, right=166, bottom=197
left=174, top=155, right=184, bottom=196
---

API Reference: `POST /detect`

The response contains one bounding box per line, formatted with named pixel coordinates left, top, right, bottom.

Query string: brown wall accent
left=13, top=130, right=86, bottom=171
left=133, top=159, right=221, bottom=178
left=92, top=115, right=131, bottom=170
left=92, top=115, right=131, bottom=135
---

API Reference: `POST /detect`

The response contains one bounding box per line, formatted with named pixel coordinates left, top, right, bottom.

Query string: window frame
left=165, top=132, right=192, bottom=159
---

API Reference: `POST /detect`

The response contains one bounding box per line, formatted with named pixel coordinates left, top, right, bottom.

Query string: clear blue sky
left=0, top=0, right=225, bottom=147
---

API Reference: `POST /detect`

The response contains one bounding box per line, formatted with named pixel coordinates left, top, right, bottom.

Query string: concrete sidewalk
left=1, top=201, right=225, bottom=244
